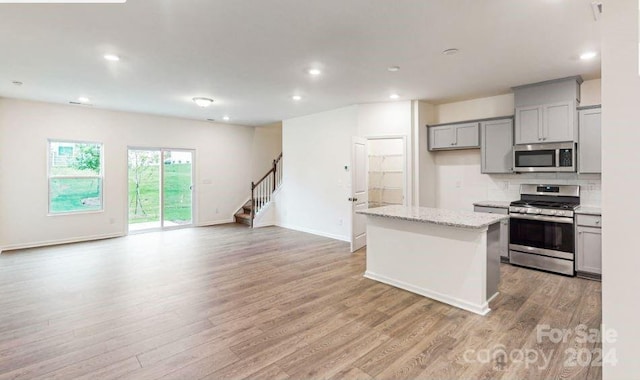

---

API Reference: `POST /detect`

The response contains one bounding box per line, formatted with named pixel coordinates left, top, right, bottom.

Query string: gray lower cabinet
left=428, top=122, right=479, bottom=150
left=481, top=118, right=513, bottom=173
left=576, top=214, right=602, bottom=280
left=474, top=206, right=509, bottom=261
left=578, top=106, right=602, bottom=174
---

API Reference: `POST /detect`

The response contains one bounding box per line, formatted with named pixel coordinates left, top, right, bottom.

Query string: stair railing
left=250, top=153, right=283, bottom=227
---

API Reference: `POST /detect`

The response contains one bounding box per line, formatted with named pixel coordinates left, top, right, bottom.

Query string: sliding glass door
left=128, top=148, right=193, bottom=232
left=162, top=150, right=193, bottom=228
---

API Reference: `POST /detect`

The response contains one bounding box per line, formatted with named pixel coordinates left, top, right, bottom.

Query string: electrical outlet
left=338, top=219, right=343, bottom=226
left=455, top=181, right=462, bottom=189
left=215, top=208, right=219, bottom=214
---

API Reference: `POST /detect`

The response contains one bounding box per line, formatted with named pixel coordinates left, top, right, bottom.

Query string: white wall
left=413, top=100, right=437, bottom=207
left=276, top=101, right=414, bottom=240
left=430, top=79, right=602, bottom=211
left=251, top=122, right=282, bottom=180
left=581, top=78, right=602, bottom=106
left=357, top=101, right=412, bottom=136
left=0, top=98, right=255, bottom=251
left=276, top=106, right=358, bottom=241
left=436, top=93, right=514, bottom=124
left=358, top=101, right=413, bottom=205
left=601, top=1, right=640, bottom=377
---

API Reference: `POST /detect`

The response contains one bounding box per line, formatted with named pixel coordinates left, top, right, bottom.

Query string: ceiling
left=0, top=0, right=601, bottom=126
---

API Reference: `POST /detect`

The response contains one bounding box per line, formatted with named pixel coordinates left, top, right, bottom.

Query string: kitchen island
left=357, top=206, right=508, bottom=315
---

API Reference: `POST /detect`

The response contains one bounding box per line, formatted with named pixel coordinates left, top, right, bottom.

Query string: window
left=48, top=140, right=103, bottom=214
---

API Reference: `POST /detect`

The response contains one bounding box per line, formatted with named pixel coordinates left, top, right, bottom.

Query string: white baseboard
left=196, top=218, right=235, bottom=227
left=276, top=223, right=350, bottom=242
left=0, top=232, right=125, bottom=254
left=364, top=270, right=491, bottom=316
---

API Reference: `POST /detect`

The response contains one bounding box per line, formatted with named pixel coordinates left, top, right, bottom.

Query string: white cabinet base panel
left=363, top=216, right=500, bottom=316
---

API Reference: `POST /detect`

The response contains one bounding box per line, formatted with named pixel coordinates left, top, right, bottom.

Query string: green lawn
left=50, top=178, right=102, bottom=213
left=128, top=163, right=192, bottom=224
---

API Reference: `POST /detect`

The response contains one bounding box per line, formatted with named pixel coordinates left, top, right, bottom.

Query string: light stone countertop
left=357, top=205, right=508, bottom=229
left=575, top=206, right=602, bottom=216
left=473, top=200, right=513, bottom=209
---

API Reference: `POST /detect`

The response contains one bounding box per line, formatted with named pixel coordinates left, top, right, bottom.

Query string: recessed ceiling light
left=222, top=116, right=230, bottom=121
left=292, top=95, right=302, bottom=101
left=12, top=80, right=23, bottom=86
left=442, top=48, right=460, bottom=56
left=104, top=54, right=120, bottom=62
left=78, top=97, right=90, bottom=103
left=580, top=51, right=598, bottom=60
left=389, top=94, right=400, bottom=100
left=192, top=97, right=214, bottom=107
left=308, top=68, right=321, bottom=76
left=387, top=66, right=400, bottom=72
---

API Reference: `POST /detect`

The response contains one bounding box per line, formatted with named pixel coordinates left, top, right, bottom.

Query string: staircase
left=235, top=153, right=282, bottom=227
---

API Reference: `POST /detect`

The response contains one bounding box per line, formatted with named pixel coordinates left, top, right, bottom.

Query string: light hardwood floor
left=0, top=224, right=601, bottom=379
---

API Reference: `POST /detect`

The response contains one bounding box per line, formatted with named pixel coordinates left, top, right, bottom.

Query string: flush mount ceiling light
left=442, top=48, right=460, bottom=56
left=308, top=68, right=321, bottom=76
left=387, top=66, right=400, bottom=72
left=78, top=96, right=90, bottom=103
left=389, top=93, right=400, bottom=100
left=580, top=51, right=598, bottom=60
left=222, top=116, right=230, bottom=121
left=104, top=54, right=120, bottom=62
left=292, top=95, right=302, bottom=101
left=192, top=97, right=214, bottom=107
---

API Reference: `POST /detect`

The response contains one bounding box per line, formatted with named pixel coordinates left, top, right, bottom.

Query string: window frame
left=47, top=139, right=105, bottom=216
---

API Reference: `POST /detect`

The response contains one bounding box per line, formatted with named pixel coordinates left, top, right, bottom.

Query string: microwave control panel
left=559, top=149, right=573, bottom=167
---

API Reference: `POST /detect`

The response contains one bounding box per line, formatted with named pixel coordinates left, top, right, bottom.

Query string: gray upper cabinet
left=428, top=122, right=479, bottom=151
left=544, top=102, right=574, bottom=142
left=455, top=123, right=480, bottom=147
left=481, top=118, right=513, bottom=173
left=429, top=125, right=455, bottom=149
left=578, top=106, right=602, bottom=174
left=513, top=77, right=581, bottom=145
left=515, top=106, right=542, bottom=144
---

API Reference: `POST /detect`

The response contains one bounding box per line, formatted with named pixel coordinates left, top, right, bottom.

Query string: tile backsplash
left=434, top=150, right=601, bottom=211
left=485, top=173, right=601, bottom=206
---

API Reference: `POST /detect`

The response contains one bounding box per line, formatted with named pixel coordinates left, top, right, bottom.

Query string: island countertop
left=357, top=205, right=508, bottom=229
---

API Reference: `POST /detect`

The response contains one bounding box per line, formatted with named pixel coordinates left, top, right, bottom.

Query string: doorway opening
left=367, top=137, right=406, bottom=208
left=128, top=148, right=194, bottom=232
left=350, top=136, right=407, bottom=253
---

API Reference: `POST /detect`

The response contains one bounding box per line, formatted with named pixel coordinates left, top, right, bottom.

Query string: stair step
left=235, top=212, right=251, bottom=226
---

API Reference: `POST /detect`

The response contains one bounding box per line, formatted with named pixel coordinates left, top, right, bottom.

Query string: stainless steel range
left=509, top=184, right=580, bottom=276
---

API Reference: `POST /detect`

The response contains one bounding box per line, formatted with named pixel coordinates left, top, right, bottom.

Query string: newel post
left=272, top=159, right=277, bottom=192
left=250, top=181, right=255, bottom=228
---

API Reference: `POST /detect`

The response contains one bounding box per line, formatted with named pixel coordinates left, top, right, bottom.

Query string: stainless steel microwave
left=513, top=142, right=576, bottom=173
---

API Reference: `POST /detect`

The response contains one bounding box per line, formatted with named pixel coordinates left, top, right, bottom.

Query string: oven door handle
left=509, top=213, right=574, bottom=224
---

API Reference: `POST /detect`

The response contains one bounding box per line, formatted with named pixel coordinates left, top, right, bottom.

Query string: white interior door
left=351, top=137, right=368, bottom=252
